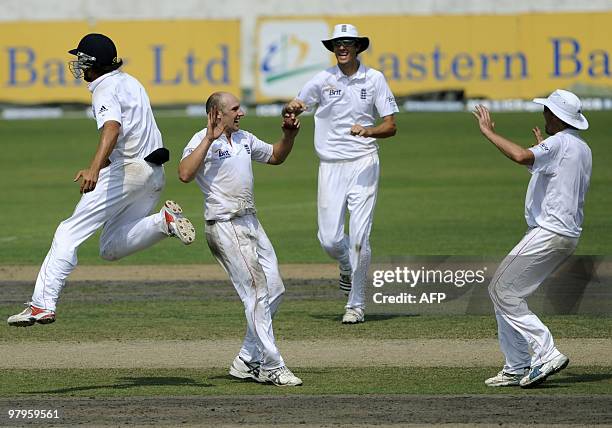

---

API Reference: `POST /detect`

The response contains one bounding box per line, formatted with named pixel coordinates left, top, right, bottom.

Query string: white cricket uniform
left=297, top=63, right=398, bottom=310
left=182, top=129, right=286, bottom=370
left=31, top=70, right=169, bottom=311
left=489, top=129, right=592, bottom=372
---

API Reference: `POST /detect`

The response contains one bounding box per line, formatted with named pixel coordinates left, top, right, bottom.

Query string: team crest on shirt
left=215, top=148, right=231, bottom=159
left=244, top=144, right=251, bottom=154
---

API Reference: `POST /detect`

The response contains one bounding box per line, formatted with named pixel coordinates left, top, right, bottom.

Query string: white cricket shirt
left=297, top=63, right=398, bottom=161
left=526, top=129, right=592, bottom=237
left=88, top=70, right=163, bottom=163
left=181, top=129, right=273, bottom=221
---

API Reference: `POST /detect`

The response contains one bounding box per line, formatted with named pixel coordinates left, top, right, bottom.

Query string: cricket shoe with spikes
left=162, top=200, right=196, bottom=245
left=229, top=356, right=264, bottom=382
left=258, top=366, right=303, bottom=387
left=7, top=303, right=56, bottom=327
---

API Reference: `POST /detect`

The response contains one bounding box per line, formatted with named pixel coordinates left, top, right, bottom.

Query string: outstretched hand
left=472, top=104, right=496, bottom=136
left=532, top=126, right=544, bottom=146
left=205, top=107, right=226, bottom=141
left=283, top=99, right=306, bottom=116
left=282, top=112, right=300, bottom=137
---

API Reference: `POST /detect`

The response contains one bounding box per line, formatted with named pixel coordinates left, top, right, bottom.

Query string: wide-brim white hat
left=322, top=24, right=370, bottom=54
left=533, top=89, right=588, bottom=130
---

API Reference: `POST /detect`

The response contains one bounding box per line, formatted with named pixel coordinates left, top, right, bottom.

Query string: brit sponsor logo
left=329, top=88, right=342, bottom=97
left=215, top=149, right=231, bottom=159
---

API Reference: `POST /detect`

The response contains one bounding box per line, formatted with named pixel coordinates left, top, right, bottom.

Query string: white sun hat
left=322, top=24, right=370, bottom=54
left=533, top=89, right=589, bottom=130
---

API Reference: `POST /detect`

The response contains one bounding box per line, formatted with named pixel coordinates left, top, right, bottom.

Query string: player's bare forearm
left=74, top=120, right=120, bottom=193
left=473, top=104, right=534, bottom=166
left=269, top=115, right=300, bottom=165
left=178, top=137, right=213, bottom=182
left=350, top=115, right=397, bottom=138
left=483, top=130, right=534, bottom=165
left=91, top=121, right=120, bottom=171
left=269, top=137, right=296, bottom=165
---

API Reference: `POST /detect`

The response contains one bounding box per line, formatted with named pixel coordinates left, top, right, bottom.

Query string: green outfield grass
left=1, top=300, right=610, bottom=342
left=0, top=111, right=610, bottom=265
left=1, top=367, right=609, bottom=397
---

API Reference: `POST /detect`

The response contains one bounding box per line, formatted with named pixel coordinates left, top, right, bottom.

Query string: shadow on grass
left=309, top=313, right=419, bottom=322
left=515, top=371, right=612, bottom=390
left=28, top=376, right=212, bottom=394
left=548, top=371, right=612, bottom=385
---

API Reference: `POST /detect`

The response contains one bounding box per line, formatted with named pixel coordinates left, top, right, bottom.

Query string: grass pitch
left=2, top=367, right=610, bottom=397
left=0, top=111, right=610, bottom=265
left=1, top=299, right=610, bottom=342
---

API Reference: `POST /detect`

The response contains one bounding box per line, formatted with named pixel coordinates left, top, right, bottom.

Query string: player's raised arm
left=179, top=107, right=225, bottom=182
left=472, top=104, right=534, bottom=166
left=268, top=113, right=300, bottom=165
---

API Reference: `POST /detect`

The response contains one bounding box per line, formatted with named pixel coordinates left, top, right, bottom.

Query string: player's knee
left=318, top=235, right=342, bottom=256
left=99, top=244, right=119, bottom=261
left=488, top=280, right=501, bottom=302
left=53, top=221, right=74, bottom=244
left=269, top=281, right=285, bottom=301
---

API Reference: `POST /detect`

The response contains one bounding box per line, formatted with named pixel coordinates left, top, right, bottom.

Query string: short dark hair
left=544, top=106, right=577, bottom=130
left=91, top=60, right=123, bottom=77
left=205, top=92, right=225, bottom=114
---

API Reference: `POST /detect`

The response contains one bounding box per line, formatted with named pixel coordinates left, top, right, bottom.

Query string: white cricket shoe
left=520, top=354, right=569, bottom=388
left=485, top=368, right=529, bottom=387
left=342, top=308, right=364, bottom=324
left=162, top=200, right=195, bottom=245
left=339, top=269, right=352, bottom=296
left=229, top=356, right=263, bottom=382
left=258, top=366, right=303, bottom=387
left=7, top=303, right=56, bottom=327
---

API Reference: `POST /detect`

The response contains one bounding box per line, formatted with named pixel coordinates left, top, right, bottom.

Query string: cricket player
left=178, top=92, right=302, bottom=387
left=8, top=33, right=195, bottom=327
left=473, top=89, right=592, bottom=388
left=284, top=24, right=398, bottom=324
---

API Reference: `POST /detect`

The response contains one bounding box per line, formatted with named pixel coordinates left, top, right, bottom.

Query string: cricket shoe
left=342, top=307, right=364, bottom=324
left=7, top=303, right=56, bottom=327
left=339, top=269, right=352, bottom=296
left=520, top=354, right=569, bottom=388
left=485, top=368, right=529, bottom=387
left=258, top=366, right=303, bottom=387
left=162, top=200, right=195, bottom=245
left=229, top=356, right=264, bottom=382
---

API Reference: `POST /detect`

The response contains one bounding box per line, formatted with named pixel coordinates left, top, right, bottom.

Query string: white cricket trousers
left=489, top=227, right=578, bottom=373
left=318, top=153, right=380, bottom=310
left=32, top=160, right=168, bottom=311
left=205, top=214, right=285, bottom=370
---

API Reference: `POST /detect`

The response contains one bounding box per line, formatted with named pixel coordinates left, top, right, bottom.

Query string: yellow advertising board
left=0, top=20, right=240, bottom=104
left=256, top=13, right=612, bottom=101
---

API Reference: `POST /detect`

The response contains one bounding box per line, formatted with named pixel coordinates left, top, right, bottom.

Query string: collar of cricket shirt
left=88, top=70, right=121, bottom=93
left=335, top=62, right=366, bottom=82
